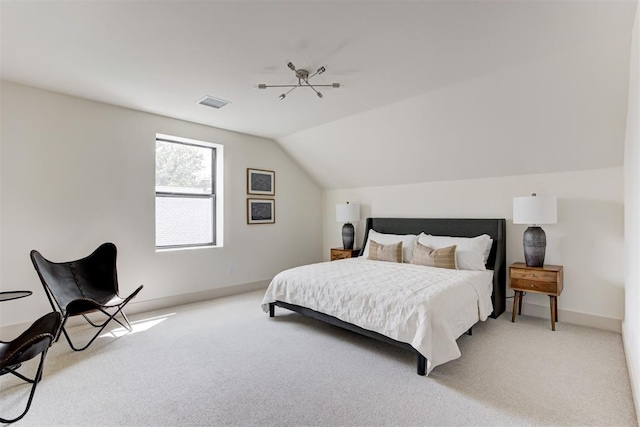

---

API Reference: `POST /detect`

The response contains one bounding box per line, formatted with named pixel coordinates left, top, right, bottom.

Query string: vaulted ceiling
left=2, top=1, right=637, bottom=189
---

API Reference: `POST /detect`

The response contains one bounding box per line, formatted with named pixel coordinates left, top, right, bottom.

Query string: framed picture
left=247, top=198, right=275, bottom=224
left=247, top=168, right=275, bottom=196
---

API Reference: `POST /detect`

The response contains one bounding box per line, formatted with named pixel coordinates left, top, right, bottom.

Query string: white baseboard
left=622, top=321, right=640, bottom=426
left=125, top=279, right=270, bottom=314
left=506, top=300, right=621, bottom=332
left=0, top=280, right=270, bottom=338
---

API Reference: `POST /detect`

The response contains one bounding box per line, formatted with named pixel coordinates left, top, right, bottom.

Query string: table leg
left=518, top=292, right=524, bottom=315
left=512, top=291, right=519, bottom=322
left=550, top=295, right=556, bottom=331
left=554, top=296, right=558, bottom=322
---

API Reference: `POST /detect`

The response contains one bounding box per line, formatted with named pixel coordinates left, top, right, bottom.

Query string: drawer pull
left=530, top=284, right=535, bottom=288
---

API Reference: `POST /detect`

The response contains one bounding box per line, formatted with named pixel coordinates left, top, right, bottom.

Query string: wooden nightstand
left=330, top=248, right=360, bottom=261
left=509, top=262, right=564, bottom=331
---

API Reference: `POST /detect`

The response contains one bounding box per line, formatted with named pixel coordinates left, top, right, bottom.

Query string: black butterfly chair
left=0, top=311, right=62, bottom=423
left=30, top=243, right=143, bottom=351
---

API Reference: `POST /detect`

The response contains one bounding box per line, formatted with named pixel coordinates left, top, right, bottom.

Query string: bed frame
left=269, top=217, right=506, bottom=375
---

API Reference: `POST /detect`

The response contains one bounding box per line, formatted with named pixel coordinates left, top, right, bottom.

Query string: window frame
left=155, top=134, right=223, bottom=251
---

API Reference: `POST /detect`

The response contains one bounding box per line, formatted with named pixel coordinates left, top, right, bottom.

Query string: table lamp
left=513, top=193, right=557, bottom=267
left=336, top=202, right=360, bottom=250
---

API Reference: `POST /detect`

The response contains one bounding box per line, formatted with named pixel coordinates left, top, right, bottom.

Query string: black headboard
left=360, top=218, right=506, bottom=318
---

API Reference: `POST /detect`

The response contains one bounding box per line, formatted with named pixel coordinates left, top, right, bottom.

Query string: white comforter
left=261, top=258, right=494, bottom=374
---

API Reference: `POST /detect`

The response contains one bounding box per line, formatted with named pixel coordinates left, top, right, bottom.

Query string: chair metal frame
left=30, top=243, right=143, bottom=351
left=0, top=312, right=62, bottom=423
left=55, top=291, right=140, bottom=351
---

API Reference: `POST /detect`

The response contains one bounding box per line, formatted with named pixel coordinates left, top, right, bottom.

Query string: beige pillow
left=367, top=240, right=403, bottom=263
left=418, top=233, right=489, bottom=271
left=410, top=242, right=457, bottom=269
left=361, top=230, right=418, bottom=263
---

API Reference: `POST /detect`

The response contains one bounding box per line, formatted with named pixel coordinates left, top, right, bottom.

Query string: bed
left=261, top=218, right=506, bottom=375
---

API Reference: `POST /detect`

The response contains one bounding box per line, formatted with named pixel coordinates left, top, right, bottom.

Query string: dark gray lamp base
left=523, top=226, right=546, bottom=267
left=342, top=223, right=355, bottom=250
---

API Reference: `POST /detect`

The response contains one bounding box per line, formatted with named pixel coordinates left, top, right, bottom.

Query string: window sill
left=156, top=245, right=221, bottom=253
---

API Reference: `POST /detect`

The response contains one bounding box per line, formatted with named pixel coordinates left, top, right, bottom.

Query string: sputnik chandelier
left=257, top=62, right=340, bottom=100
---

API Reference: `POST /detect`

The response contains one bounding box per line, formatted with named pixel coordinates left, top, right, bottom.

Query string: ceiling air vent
left=197, top=95, right=231, bottom=109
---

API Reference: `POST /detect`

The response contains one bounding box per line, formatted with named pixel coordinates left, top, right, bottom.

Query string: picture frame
left=247, top=198, right=275, bottom=224
left=247, top=168, right=275, bottom=196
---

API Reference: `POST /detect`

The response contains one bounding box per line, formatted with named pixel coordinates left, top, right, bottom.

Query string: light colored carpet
left=1, top=290, right=636, bottom=426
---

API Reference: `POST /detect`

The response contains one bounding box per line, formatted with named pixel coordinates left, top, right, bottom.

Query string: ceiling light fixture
left=257, top=62, right=340, bottom=100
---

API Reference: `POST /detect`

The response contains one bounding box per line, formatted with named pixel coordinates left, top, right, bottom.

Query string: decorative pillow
left=417, top=233, right=491, bottom=271
left=361, top=230, right=418, bottom=263
left=367, top=240, right=403, bottom=263
left=410, top=243, right=457, bottom=269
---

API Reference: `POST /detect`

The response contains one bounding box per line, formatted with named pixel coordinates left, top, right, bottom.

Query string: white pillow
left=361, top=230, right=418, bottom=263
left=417, top=233, right=492, bottom=271
left=482, top=238, right=494, bottom=264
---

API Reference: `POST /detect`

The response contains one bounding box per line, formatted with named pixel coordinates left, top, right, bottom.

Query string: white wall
left=324, top=167, right=624, bottom=329
left=0, top=81, right=323, bottom=329
left=623, top=1, right=640, bottom=422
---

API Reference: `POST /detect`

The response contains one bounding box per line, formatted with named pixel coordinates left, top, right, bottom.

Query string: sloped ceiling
left=1, top=1, right=637, bottom=189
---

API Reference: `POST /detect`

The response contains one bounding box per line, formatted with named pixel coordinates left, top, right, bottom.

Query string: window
left=155, top=134, right=223, bottom=249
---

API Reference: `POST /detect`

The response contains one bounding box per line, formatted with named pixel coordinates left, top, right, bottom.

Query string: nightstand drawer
left=330, top=248, right=360, bottom=261
left=510, top=278, right=558, bottom=294
left=331, top=251, right=350, bottom=261
left=510, top=268, right=557, bottom=283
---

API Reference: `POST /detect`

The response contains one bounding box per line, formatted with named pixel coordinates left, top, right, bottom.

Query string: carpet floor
left=1, top=290, right=636, bottom=426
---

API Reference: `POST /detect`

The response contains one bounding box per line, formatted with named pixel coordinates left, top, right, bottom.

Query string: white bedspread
left=261, top=258, right=494, bottom=374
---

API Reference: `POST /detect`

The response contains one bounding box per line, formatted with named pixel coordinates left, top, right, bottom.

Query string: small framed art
left=247, top=198, right=275, bottom=224
left=247, top=168, right=275, bottom=196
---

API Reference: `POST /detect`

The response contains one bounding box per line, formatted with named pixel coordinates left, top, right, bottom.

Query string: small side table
left=330, top=248, right=360, bottom=261
left=0, top=290, right=32, bottom=302
left=0, top=290, right=33, bottom=376
left=509, top=263, right=563, bottom=331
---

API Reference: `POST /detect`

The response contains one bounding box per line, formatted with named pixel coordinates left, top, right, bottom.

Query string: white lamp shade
left=336, top=203, right=360, bottom=223
left=513, top=195, right=557, bottom=225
